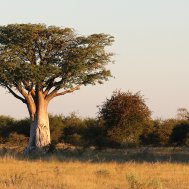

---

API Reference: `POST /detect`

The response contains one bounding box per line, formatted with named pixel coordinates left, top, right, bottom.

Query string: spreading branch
left=4, top=85, right=26, bottom=104
left=46, top=84, right=81, bottom=102
left=56, top=84, right=81, bottom=97
left=0, top=24, right=114, bottom=105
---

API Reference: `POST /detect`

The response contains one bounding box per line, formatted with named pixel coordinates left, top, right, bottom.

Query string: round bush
left=98, top=90, right=151, bottom=146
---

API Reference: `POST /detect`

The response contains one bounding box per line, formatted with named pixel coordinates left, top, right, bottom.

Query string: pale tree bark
left=24, top=91, right=51, bottom=154
left=17, top=85, right=81, bottom=155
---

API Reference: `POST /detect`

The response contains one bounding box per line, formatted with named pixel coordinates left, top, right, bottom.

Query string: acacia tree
left=0, top=24, right=114, bottom=153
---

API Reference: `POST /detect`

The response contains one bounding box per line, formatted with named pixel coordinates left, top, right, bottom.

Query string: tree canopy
left=0, top=24, right=114, bottom=103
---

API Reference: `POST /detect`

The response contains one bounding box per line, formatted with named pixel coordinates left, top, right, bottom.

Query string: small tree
left=98, top=90, right=151, bottom=146
left=0, top=24, right=114, bottom=153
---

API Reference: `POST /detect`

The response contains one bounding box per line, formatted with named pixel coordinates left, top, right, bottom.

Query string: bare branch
left=56, top=85, right=81, bottom=97
left=46, top=84, right=81, bottom=102
left=5, top=85, right=26, bottom=104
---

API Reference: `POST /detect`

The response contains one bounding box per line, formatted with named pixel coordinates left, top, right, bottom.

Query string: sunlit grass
left=0, top=154, right=189, bottom=189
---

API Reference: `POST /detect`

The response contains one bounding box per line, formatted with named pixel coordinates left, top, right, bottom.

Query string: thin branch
left=56, top=84, right=81, bottom=97
left=46, top=84, right=81, bottom=102
left=5, top=85, right=26, bottom=104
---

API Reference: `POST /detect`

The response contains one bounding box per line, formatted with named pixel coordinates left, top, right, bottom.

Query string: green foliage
left=13, top=118, right=30, bottom=136
left=0, top=115, right=15, bottom=139
left=55, top=113, right=105, bottom=147
left=62, top=113, right=89, bottom=146
left=49, top=114, right=64, bottom=144
left=98, top=90, right=151, bottom=146
left=154, top=119, right=177, bottom=145
left=7, top=132, right=28, bottom=146
left=82, top=118, right=106, bottom=147
left=170, top=120, right=189, bottom=146
left=0, top=113, right=105, bottom=147
left=62, top=113, right=85, bottom=135
left=0, top=24, right=114, bottom=99
left=140, top=119, right=177, bottom=146
left=139, top=120, right=155, bottom=145
left=1, top=111, right=189, bottom=148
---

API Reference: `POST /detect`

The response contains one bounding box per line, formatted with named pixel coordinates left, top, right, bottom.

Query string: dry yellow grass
left=0, top=155, right=189, bottom=189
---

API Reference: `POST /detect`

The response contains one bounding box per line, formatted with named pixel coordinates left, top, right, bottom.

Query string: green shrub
left=13, top=118, right=30, bottom=137
left=140, top=120, right=155, bottom=145
left=141, top=119, right=177, bottom=146
left=82, top=118, right=105, bottom=146
left=62, top=114, right=105, bottom=147
left=64, top=133, right=84, bottom=146
left=49, top=114, right=64, bottom=144
left=62, top=113, right=85, bottom=145
left=7, top=132, right=28, bottom=146
left=63, top=113, right=85, bottom=135
left=154, top=119, right=177, bottom=145
left=0, top=115, right=15, bottom=139
left=170, top=120, right=189, bottom=146
left=98, top=90, right=151, bottom=146
left=2, top=110, right=189, bottom=148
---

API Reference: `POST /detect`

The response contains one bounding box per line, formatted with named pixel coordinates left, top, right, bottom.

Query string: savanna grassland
left=1, top=146, right=189, bottom=189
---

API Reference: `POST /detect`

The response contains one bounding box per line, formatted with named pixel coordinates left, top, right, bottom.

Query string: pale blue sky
left=0, top=0, right=189, bottom=119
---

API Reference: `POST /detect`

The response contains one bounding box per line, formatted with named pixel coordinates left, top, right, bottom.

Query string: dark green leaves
left=0, top=24, right=114, bottom=96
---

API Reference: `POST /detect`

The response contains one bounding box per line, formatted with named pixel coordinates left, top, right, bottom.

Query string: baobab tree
left=0, top=24, right=114, bottom=154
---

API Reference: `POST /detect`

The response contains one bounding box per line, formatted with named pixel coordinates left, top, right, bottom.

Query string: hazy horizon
left=0, top=0, right=189, bottom=119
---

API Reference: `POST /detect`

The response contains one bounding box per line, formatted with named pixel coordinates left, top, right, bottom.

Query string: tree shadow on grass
left=1, top=146, right=189, bottom=163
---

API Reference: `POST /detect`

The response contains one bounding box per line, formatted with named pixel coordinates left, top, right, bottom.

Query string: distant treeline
left=1, top=90, right=189, bottom=148
left=0, top=113, right=189, bottom=148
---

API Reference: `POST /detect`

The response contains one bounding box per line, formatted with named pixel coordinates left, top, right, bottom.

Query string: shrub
left=63, top=113, right=85, bottom=135
left=0, top=115, right=15, bottom=139
left=140, top=120, right=155, bottom=145
left=62, top=113, right=86, bottom=145
left=154, top=119, right=177, bottom=145
left=141, top=119, right=177, bottom=146
left=7, top=132, right=28, bottom=146
left=49, top=114, right=64, bottom=144
left=65, top=133, right=84, bottom=146
left=98, top=90, right=151, bottom=146
left=82, top=118, right=105, bottom=146
left=170, top=120, right=189, bottom=146
left=62, top=114, right=105, bottom=147
left=13, top=118, right=30, bottom=137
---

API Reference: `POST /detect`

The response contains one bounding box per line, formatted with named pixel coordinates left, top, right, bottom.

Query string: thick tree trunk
left=24, top=92, right=51, bottom=154
left=35, top=108, right=50, bottom=148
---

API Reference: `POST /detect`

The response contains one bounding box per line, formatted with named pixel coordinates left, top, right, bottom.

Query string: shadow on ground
left=1, top=146, right=189, bottom=163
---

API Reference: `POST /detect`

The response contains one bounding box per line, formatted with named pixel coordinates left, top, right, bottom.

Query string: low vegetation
left=1, top=90, right=189, bottom=150
left=0, top=148, right=189, bottom=189
left=1, top=113, right=189, bottom=149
